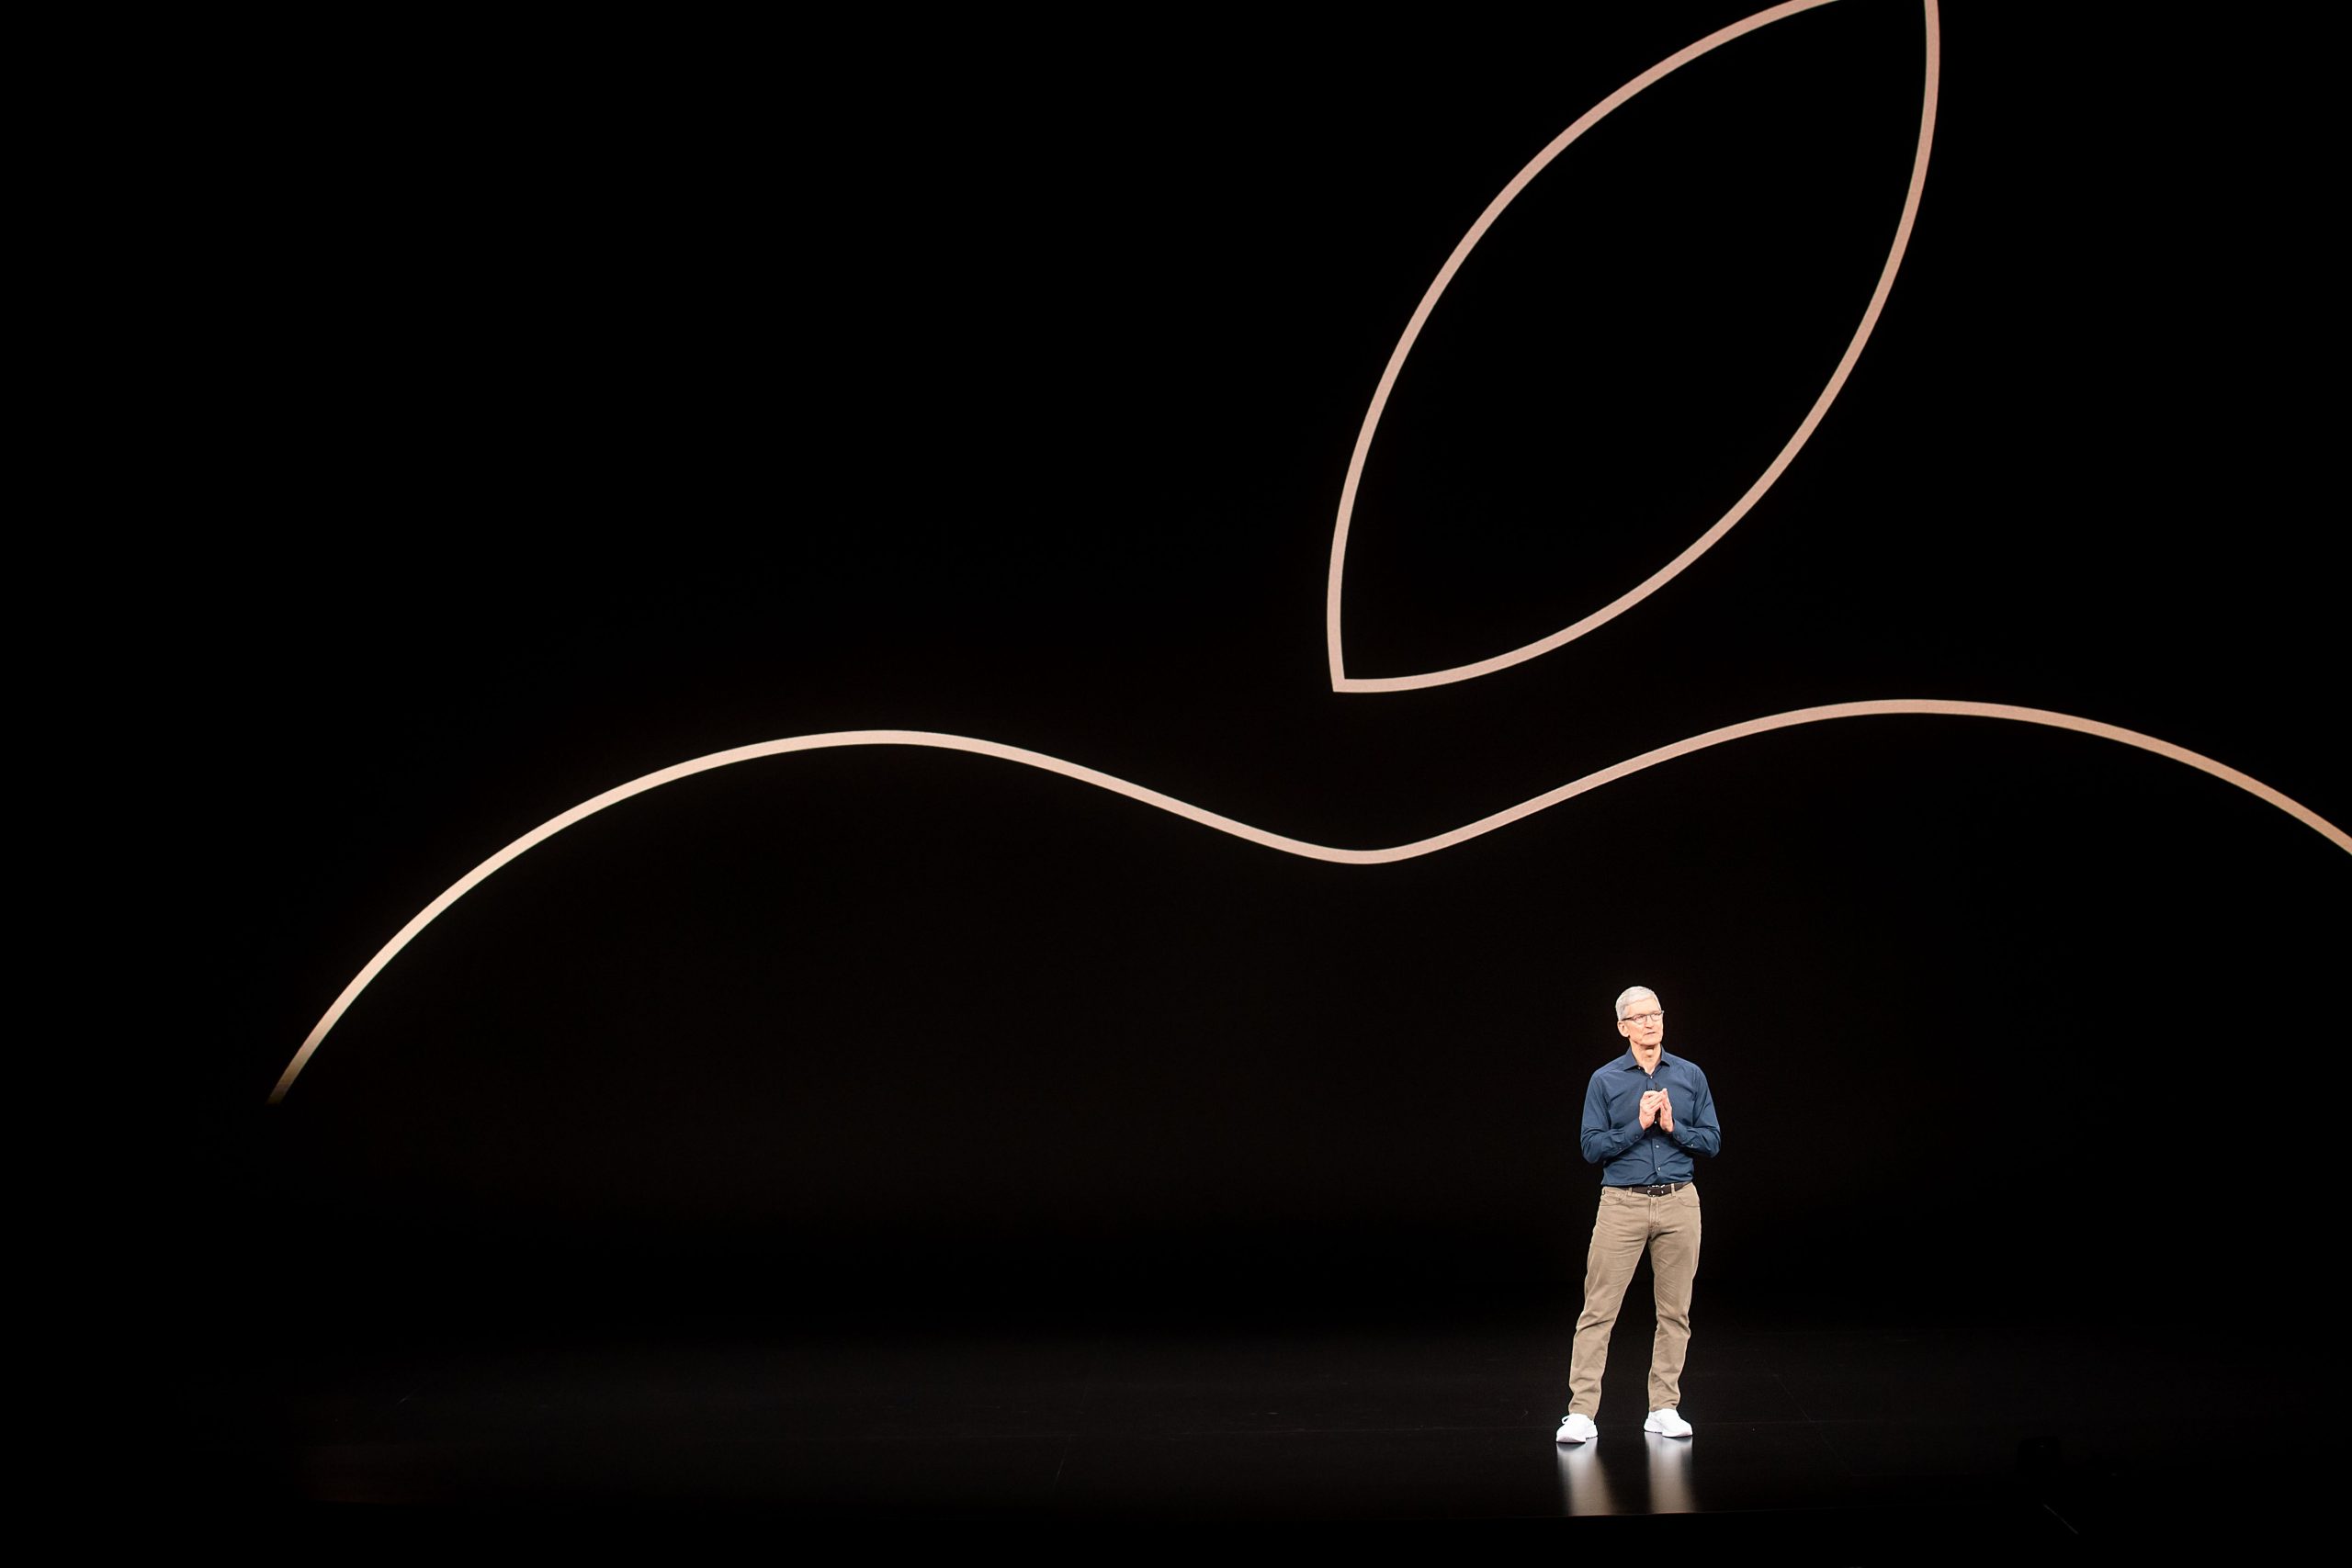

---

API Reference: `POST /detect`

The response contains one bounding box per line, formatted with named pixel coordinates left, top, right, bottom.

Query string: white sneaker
left=1644, top=1407, right=1693, bottom=1438
left=1555, top=1413, right=1598, bottom=1444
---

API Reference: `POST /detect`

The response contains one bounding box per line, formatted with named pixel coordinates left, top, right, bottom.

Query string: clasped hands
left=1638, top=1089, right=1676, bottom=1133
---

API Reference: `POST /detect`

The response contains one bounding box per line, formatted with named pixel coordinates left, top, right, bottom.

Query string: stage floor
left=168, top=1299, right=2279, bottom=1545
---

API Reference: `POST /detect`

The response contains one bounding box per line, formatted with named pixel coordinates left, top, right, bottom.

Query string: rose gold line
left=270, top=701, right=2346, bottom=1101
left=1327, top=0, right=1938, bottom=693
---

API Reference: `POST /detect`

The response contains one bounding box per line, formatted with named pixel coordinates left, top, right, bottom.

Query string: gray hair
left=1613, top=986, right=1659, bottom=1021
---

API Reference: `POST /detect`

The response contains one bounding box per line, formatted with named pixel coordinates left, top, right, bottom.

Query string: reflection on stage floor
left=163, top=1294, right=2308, bottom=1547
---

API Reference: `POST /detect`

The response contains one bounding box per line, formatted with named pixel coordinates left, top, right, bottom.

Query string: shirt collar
left=1619, top=1048, right=1676, bottom=1072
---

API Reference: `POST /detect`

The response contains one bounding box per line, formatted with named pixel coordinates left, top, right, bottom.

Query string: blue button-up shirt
left=1579, top=1049, right=1721, bottom=1186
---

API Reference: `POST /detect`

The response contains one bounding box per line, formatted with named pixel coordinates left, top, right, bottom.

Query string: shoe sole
left=1555, top=1430, right=1594, bottom=1445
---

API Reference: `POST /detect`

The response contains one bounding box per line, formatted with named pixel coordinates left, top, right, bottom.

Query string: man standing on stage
left=1556, top=985, right=1720, bottom=1444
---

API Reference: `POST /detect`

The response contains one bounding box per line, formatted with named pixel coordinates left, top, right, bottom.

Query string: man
left=1556, top=985, right=1720, bottom=1444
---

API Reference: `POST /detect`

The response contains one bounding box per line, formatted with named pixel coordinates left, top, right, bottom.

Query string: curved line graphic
left=1324, top=0, right=1940, bottom=692
left=269, top=701, right=2346, bottom=1101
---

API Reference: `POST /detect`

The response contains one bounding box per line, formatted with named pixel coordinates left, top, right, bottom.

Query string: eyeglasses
left=1623, top=1011, right=1664, bottom=1027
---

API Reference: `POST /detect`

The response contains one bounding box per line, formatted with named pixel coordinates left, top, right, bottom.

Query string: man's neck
left=1630, top=1043, right=1664, bottom=1074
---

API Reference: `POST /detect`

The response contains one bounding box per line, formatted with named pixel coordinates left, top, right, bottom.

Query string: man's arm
left=1578, top=1073, right=1643, bottom=1165
left=1665, top=1071, right=1721, bottom=1158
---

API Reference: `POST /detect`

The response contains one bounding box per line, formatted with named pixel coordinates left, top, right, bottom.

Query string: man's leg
left=1566, top=1189, right=1648, bottom=1417
left=1645, top=1182, right=1702, bottom=1412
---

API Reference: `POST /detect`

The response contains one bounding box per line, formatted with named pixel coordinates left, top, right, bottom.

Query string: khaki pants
left=1566, top=1182, right=1701, bottom=1417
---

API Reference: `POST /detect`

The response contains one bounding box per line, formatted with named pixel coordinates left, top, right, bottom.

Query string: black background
left=131, top=1, right=2343, bottom=1379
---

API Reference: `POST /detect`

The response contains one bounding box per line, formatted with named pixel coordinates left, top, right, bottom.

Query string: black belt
left=1611, top=1181, right=1687, bottom=1197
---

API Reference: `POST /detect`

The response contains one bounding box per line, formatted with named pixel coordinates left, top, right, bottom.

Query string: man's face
left=1617, top=996, right=1665, bottom=1052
